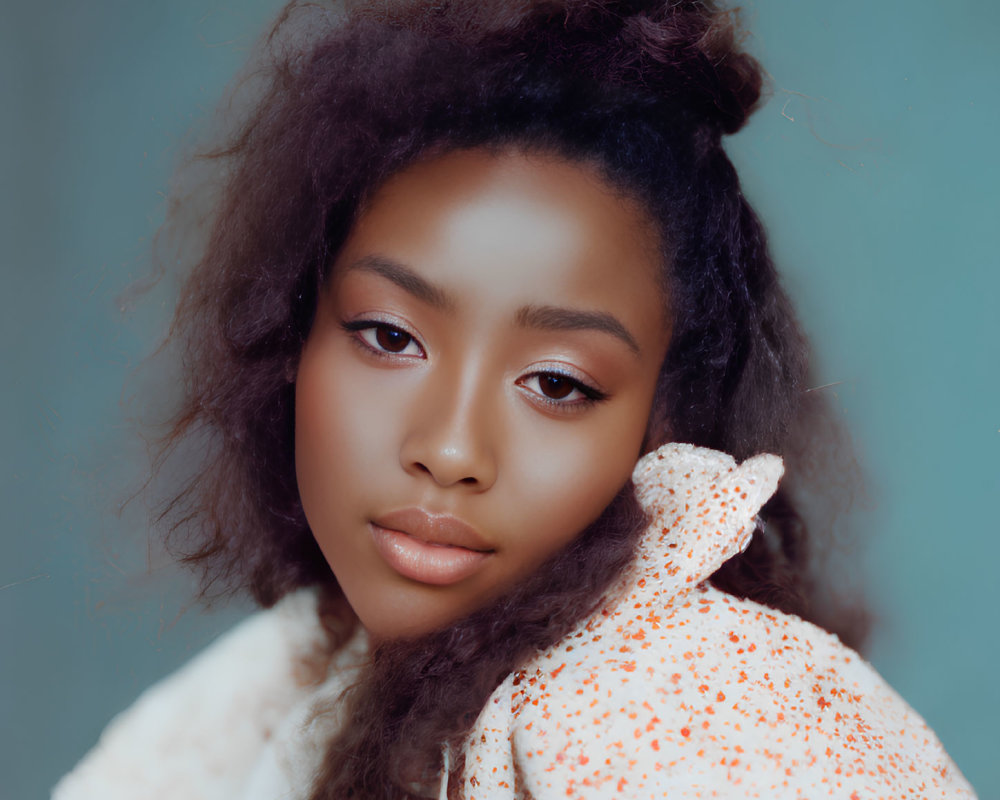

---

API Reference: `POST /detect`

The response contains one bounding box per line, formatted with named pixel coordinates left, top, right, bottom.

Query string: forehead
left=335, top=147, right=669, bottom=342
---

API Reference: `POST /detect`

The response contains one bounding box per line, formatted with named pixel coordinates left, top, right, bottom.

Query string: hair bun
left=560, top=1, right=765, bottom=135
left=350, top=0, right=765, bottom=135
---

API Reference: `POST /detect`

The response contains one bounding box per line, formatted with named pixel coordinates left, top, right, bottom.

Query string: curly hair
left=151, top=1, right=865, bottom=796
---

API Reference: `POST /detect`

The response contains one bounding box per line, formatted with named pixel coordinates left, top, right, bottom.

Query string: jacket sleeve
left=462, top=604, right=978, bottom=800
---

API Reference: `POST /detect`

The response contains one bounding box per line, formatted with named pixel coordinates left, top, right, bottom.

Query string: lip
left=370, top=508, right=493, bottom=585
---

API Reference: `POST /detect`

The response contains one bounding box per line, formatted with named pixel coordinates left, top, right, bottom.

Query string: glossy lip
left=370, top=508, right=494, bottom=586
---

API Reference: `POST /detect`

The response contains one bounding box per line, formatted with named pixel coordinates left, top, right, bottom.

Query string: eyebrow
left=515, top=305, right=641, bottom=355
left=343, top=255, right=455, bottom=311
left=342, top=254, right=641, bottom=355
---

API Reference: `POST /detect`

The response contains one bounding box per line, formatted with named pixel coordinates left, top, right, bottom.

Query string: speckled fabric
left=459, top=443, right=975, bottom=798
left=52, top=443, right=975, bottom=799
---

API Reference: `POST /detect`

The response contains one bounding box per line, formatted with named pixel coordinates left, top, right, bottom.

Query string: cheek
left=294, top=342, right=396, bottom=535
left=497, top=401, right=649, bottom=567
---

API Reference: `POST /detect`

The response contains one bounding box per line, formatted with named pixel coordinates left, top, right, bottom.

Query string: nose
left=399, top=364, right=499, bottom=491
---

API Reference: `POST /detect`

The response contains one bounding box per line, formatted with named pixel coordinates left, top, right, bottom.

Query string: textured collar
left=629, top=443, right=783, bottom=602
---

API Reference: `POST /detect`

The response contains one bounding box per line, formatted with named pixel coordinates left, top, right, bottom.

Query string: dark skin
left=295, top=148, right=671, bottom=639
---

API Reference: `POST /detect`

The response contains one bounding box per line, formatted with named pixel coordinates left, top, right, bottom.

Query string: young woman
left=54, top=1, right=975, bottom=797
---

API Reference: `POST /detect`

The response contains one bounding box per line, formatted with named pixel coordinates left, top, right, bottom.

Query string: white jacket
left=53, top=444, right=976, bottom=799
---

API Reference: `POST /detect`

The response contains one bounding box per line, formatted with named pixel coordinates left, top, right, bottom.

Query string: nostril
left=404, top=444, right=496, bottom=489
left=410, top=460, right=481, bottom=487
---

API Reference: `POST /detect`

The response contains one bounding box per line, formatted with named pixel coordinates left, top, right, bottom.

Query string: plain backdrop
left=2, top=1, right=997, bottom=798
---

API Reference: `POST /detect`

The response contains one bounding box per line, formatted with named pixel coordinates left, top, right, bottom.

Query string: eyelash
left=517, top=370, right=607, bottom=410
left=340, top=318, right=608, bottom=410
left=340, top=318, right=425, bottom=360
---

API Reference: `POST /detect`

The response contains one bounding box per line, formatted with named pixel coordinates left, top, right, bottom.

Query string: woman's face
left=296, top=148, right=670, bottom=639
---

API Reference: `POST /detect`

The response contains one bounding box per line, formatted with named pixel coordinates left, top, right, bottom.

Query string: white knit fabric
left=53, top=443, right=976, bottom=799
left=52, top=591, right=367, bottom=800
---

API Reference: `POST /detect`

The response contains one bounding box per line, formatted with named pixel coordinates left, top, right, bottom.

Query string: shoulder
left=462, top=587, right=976, bottom=799
left=52, top=588, right=348, bottom=800
left=461, top=444, right=974, bottom=798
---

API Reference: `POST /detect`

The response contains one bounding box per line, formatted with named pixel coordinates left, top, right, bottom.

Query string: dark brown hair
left=152, top=1, right=864, bottom=796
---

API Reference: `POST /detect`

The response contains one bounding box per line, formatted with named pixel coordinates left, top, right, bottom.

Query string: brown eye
left=341, top=319, right=425, bottom=358
left=538, top=374, right=574, bottom=399
left=517, top=370, right=605, bottom=410
left=375, top=325, right=412, bottom=353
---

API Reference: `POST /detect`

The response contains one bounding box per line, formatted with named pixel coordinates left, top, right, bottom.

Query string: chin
left=354, top=601, right=460, bottom=642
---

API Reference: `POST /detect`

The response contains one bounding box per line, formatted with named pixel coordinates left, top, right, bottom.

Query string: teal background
left=1, top=2, right=996, bottom=797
